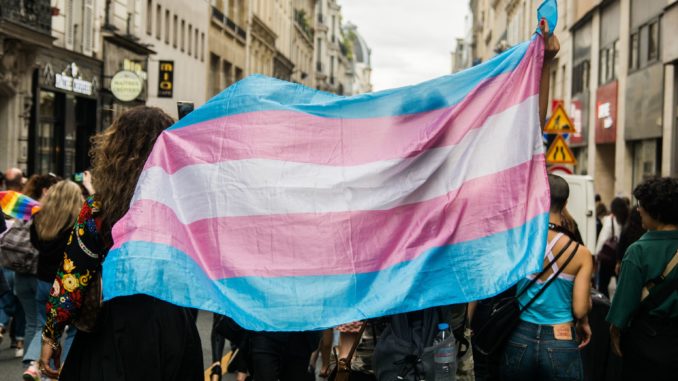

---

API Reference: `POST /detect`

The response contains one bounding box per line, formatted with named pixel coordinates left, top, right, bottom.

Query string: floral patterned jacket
left=43, top=196, right=106, bottom=342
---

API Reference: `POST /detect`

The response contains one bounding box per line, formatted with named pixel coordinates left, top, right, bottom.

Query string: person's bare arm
left=539, top=19, right=560, bottom=130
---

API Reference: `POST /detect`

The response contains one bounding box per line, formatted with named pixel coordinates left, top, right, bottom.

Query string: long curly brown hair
left=90, top=106, right=174, bottom=244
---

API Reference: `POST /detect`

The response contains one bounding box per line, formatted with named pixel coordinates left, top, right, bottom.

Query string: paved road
left=0, top=311, right=236, bottom=381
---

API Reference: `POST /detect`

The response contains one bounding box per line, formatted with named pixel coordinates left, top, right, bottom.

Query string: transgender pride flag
left=103, top=2, right=557, bottom=331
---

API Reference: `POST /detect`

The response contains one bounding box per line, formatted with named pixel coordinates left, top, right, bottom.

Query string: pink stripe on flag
left=144, top=42, right=541, bottom=174
left=114, top=155, right=548, bottom=279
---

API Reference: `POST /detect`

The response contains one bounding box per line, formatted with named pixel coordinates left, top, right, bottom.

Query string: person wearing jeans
left=14, top=272, right=37, bottom=359
left=500, top=175, right=593, bottom=381
left=0, top=268, right=26, bottom=355
left=24, top=280, right=76, bottom=363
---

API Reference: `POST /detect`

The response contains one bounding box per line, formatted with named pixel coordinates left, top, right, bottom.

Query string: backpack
left=0, top=219, right=39, bottom=274
left=373, top=304, right=467, bottom=380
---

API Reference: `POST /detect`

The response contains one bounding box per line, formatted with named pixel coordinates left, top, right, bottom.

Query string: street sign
left=548, top=165, right=573, bottom=175
left=546, top=135, right=576, bottom=164
left=544, top=104, right=576, bottom=134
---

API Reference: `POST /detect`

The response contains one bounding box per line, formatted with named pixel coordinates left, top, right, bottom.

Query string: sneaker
left=15, top=339, right=24, bottom=358
left=23, top=361, right=40, bottom=381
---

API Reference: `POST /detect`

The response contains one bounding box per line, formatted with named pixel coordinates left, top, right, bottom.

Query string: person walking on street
left=595, top=197, right=629, bottom=297
left=607, top=177, right=678, bottom=381
left=499, top=174, right=593, bottom=381
left=39, top=106, right=204, bottom=380
left=22, top=180, right=83, bottom=380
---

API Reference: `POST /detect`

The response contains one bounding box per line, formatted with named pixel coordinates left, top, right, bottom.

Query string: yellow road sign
left=546, top=135, right=577, bottom=164
left=544, top=104, right=576, bottom=134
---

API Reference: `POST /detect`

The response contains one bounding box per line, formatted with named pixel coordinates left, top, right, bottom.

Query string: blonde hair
left=34, top=181, right=84, bottom=240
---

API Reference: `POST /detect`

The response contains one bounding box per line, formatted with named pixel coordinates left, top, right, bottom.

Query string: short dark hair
left=633, top=177, right=678, bottom=225
left=548, top=174, right=569, bottom=213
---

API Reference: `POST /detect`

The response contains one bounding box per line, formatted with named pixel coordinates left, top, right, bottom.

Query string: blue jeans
left=14, top=273, right=37, bottom=350
left=24, top=280, right=77, bottom=364
left=0, top=268, right=25, bottom=339
left=500, top=321, right=583, bottom=381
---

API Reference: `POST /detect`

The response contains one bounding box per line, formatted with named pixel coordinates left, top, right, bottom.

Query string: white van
left=558, top=174, right=597, bottom=251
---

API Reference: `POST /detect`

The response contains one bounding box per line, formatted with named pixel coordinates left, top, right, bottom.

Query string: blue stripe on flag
left=103, top=212, right=548, bottom=331
left=169, top=39, right=535, bottom=130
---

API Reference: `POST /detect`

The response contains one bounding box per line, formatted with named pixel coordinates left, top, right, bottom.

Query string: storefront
left=29, top=48, right=102, bottom=177
left=101, top=34, right=153, bottom=129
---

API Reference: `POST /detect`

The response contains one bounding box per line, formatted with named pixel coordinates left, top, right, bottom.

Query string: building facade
left=342, top=22, right=372, bottom=94
left=140, top=0, right=209, bottom=118
left=208, top=0, right=247, bottom=98
left=469, top=0, right=678, bottom=203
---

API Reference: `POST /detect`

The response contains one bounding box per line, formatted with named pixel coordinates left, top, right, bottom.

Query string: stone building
left=342, top=22, right=372, bottom=95
left=207, top=0, right=247, bottom=98
left=469, top=0, right=678, bottom=202
left=140, top=0, right=209, bottom=118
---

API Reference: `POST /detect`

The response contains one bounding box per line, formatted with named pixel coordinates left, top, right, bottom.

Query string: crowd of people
left=0, top=22, right=676, bottom=381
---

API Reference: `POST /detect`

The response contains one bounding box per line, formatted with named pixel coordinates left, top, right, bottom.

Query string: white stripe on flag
left=131, top=95, right=542, bottom=223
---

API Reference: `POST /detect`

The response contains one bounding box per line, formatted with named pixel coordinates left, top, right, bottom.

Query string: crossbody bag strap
left=515, top=238, right=574, bottom=300
left=520, top=242, right=580, bottom=313
left=640, top=248, right=678, bottom=306
left=342, top=321, right=367, bottom=367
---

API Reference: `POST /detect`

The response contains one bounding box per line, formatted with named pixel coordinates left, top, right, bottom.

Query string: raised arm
left=539, top=19, right=561, bottom=130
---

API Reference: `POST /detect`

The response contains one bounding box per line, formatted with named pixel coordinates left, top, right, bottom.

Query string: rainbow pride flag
left=105, top=1, right=557, bottom=331
left=0, top=191, right=40, bottom=221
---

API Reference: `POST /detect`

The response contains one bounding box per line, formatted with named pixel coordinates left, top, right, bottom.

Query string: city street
left=0, top=312, right=237, bottom=381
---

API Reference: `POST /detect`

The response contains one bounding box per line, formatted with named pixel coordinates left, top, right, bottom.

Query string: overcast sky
left=339, top=0, right=470, bottom=92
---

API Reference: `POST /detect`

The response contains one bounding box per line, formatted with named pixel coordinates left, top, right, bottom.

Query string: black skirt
left=60, top=294, right=203, bottom=381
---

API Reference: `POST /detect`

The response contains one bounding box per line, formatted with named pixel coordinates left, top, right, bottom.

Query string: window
left=599, top=39, right=618, bottom=84
left=173, top=15, right=178, bottom=47
left=164, top=10, right=170, bottom=44
left=146, top=0, right=152, bottom=35
left=630, top=32, right=639, bottom=70
left=201, top=32, right=205, bottom=61
left=188, top=24, right=192, bottom=55
left=155, top=4, right=161, bottom=39
left=648, top=21, right=659, bottom=61
left=572, top=60, right=590, bottom=95
left=194, top=28, right=199, bottom=59
left=180, top=19, right=185, bottom=51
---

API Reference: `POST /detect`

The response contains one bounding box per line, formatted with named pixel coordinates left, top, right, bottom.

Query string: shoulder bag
left=329, top=321, right=375, bottom=381
left=597, top=218, right=618, bottom=264
left=474, top=239, right=580, bottom=355
left=622, top=249, right=678, bottom=363
left=0, top=219, right=39, bottom=274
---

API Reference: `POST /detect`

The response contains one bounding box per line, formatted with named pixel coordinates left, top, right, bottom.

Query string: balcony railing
left=211, top=6, right=246, bottom=40
left=0, top=0, right=52, bottom=35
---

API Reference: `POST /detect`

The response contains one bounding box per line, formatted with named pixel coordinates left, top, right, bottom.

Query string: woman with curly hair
left=39, top=107, right=203, bottom=380
left=607, top=177, right=678, bottom=381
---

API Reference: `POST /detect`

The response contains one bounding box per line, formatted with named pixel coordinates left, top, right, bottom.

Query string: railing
left=0, top=0, right=52, bottom=35
left=211, top=6, right=246, bottom=40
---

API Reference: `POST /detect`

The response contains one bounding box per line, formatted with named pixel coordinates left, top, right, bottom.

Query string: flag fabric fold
left=0, top=191, right=41, bottom=221
left=104, top=1, right=557, bottom=331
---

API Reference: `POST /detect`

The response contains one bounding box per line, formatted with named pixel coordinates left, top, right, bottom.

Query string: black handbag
left=597, top=219, right=617, bottom=264
left=474, top=238, right=579, bottom=355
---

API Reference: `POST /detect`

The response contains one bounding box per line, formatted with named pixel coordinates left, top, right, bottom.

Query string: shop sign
left=54, top=63, right=93, bottom=95
left=595, top=81, right=618, bottom=144
left=158, top=60, right=174, bottom=98
left=110, top=71, right=143, bottom=102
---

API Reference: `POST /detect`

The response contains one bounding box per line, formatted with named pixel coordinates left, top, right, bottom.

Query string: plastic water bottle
left=433, top=323, right=457, bottom=381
